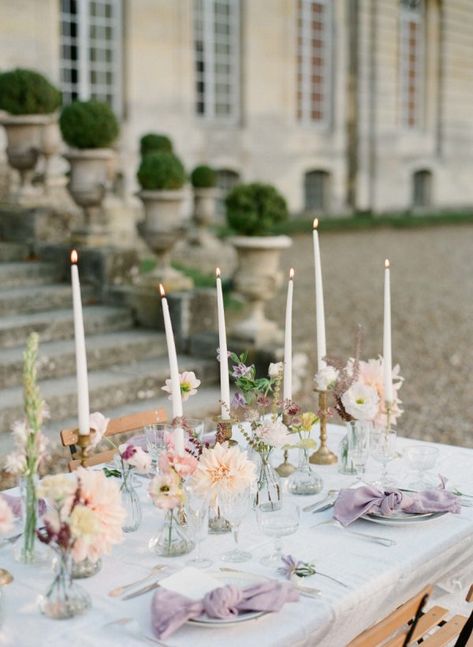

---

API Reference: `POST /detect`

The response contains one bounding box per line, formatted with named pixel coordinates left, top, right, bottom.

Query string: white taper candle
left=216, top=268, right=230, bottom=419
left=159, top=284, right=184, bottom=455
left=283, top=268, right=294, bottom=402
left=70, top=250, right=90, bottom=436
left=312, top=219, right=327, bottom=371
left=383, top=259, right=393, bottom=404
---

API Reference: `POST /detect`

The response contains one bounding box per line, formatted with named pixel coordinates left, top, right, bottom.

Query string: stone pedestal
left=173, top=232, right=237, bottom=276
left=0, top=203, right=76, bottom=252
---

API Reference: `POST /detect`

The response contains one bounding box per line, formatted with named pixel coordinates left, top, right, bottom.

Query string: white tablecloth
left=1, top=425, right=473, bottom=647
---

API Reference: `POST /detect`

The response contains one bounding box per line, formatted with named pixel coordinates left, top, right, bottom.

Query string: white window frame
left=193, top=0, right=240, bottom=125
left=297, top=0, right=332, bottom=127
left=400, top=0, right=424, bottom=130
left=60, top=0, right=123, bottom=116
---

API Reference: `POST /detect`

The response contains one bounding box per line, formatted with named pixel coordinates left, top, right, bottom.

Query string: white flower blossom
left=268, top=362, right=283, bottom=379
left=314, top=365, right=339, bottom=391
left=341, top=382, right=379, bottom=421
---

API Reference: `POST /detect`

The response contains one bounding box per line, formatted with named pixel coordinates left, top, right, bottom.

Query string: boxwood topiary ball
left=0, top=68, right=61, bottom=115
left=137, top=151, right=186, bottom=191
left=225, top=182, right=289, bottom=236
left=190, top=165, right=217, bottom=188
left=60, top=100, right=119, bottom=149
left=140, top=133, right=173, bottom=157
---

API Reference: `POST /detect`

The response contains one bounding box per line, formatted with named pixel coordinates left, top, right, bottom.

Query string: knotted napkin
left=151, top=581, right=299, bottom=639
left=333, top=484, right=461, bottom=526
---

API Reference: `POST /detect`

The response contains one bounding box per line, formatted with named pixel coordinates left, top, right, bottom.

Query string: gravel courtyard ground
left=267, top=224, right=473, bottom=448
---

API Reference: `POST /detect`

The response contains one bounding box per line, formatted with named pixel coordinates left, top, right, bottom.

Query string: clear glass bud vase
left=121, top=468, right=142, bottom=533
left=287, top=448, right=323, bottom=495
left=208, top=502, right=231, bottom=534
left=71, top=557, right=102, bottom=579
left=39, top=549, right=91, bottom=619
left=15, top=474, right=46, bottom=565
left=255, top=450, right=282, bottom=511
left=149, top=509, right=194, bottom=557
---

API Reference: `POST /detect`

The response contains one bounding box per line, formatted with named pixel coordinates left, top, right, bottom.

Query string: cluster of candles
left=70, top=221, right=394, bottom=454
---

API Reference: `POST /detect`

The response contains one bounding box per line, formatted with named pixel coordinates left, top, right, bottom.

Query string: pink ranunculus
left=126, top=446, right=151, bottom=474
left=167, top=449, right=198, bottom=478
left=0, top=496, right=14, bottom=536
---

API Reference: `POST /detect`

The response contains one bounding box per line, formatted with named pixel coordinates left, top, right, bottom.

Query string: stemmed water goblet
left=405, top=445, right=439, bottom=490
left=184, top=487, right=212, bottom=569
left=371, top=428, right=398, bottom=490
left=256, top=499, right=300, bottom=567
left=219, top=488, right=252, bottom=563
left=144, top=424, right=172, bottom=473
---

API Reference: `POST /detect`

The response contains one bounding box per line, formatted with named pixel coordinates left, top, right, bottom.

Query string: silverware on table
left=108, top=563, right=166, bottom=597
left=121, top=580, right=161, bottom=601
left=312, top=519, right=396, bottom=547
left=219, top=567, right=321, bottom=598
left=303, top=490, right=338, bottom=513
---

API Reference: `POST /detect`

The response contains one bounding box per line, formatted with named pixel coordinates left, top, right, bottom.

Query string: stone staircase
left=0, top=242, right=219, bottom=455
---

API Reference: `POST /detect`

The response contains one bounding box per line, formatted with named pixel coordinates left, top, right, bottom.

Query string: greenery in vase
left=0, top=68, right=61, bottom=115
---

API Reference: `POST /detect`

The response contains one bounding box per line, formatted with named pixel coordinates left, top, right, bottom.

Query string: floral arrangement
left=162, top=371, right=201, bottom=402
left=315, top=356, right=403, bottom=427
left=37, top=468, right=125, bottom=563
left=149, top=440, right=198, bottom=511
left=0, top=496, right=14, bottom=536
left=190, top=443, right=256, bottom=505
left=278, top=554, right=316, bottom=579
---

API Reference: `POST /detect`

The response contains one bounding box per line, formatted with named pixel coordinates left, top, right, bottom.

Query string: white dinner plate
left=362, top=510, right=446, bottom=526
left=188, top=571, right=268, bottom=627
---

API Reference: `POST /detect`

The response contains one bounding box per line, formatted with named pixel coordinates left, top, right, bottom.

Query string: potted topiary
left=59, top=100, right=119, bottom=243
left=226, top=182, right=292, bottom=345
left=139, top=133, right=173, bottom=157
left=0, top=68, right=61, bottom=195
left=136, top=151, right=192, bottom=290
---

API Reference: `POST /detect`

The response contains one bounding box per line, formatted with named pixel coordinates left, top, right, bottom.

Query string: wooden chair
left=348, top=583, right=473, bottom=647
left=60, top=408, right=167, bottom=471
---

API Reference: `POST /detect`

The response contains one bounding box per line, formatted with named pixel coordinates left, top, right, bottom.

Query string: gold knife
left=122, top=580, right=161, bottom=601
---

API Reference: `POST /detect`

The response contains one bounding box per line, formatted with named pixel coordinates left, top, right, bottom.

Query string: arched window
left=412, top=169, right=432, bottom=208
left=400, top=0, right=424, bottom=129
left=216, top=168, right=240, bottom=217
left=297, top=0, right=333, bottom=125
left=193, top=0, right=241, bottom=123
left=304, top=170, right=330, bottom=212
left=60, top=0, right=123, bottom=115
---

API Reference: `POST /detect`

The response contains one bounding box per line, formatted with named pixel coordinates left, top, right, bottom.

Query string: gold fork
left=108, top=564, right=166, bottom=597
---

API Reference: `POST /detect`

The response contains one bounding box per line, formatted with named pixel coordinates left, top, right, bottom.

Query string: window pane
left=304, top=170, right=329, bottom=211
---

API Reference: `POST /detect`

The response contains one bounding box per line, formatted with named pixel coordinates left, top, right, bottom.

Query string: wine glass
left=347, top=421, right=371, bottom=482
left=371, top=428, right=398, bottom=490
left=256, top=499, right=300, bottom=567
left=184, top=487, right=212, bottom=569
left=405, top=445, right=439, bottom=490
left=144, top=424, right=171, bottom=473
left=219, top=488, right=252, bottom=563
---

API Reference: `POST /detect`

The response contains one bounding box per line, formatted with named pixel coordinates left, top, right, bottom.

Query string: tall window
left=216, top=168, right=240, bottom=217
left=304, top=170, right=330, bottom=211
left=193, top=0, right=240, bottom=123
left=60, top=0, right=122, bottom=115
left=400, top=0, right=424, bottom=129
left=412, top=169, right=432, bottom=207
left=297, top=0, right=332, bottom=125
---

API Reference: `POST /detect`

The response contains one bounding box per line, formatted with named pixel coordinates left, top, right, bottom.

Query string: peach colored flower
left=167, top=449, right=198, bottom=479
left=190, top=444, right=256, bottom=504
left=89, top=411, right=110, bottom=448
left=0, top=497, right=14, bottom=536
left=358, top=357, right=403, bottom=426
left=162, top=371, right=201, bottom=402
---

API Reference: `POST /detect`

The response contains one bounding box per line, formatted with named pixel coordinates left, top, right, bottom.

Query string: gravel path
left=267, top=225, right=473, bottom=448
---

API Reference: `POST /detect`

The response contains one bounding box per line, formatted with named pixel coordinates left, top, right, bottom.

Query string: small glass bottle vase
left=39, top=550, right=91, bottom=619
left=255, top=450, right=282, bottom=511
left=15, top=474, right=45, bottom=565
left=121, top=467, right=142, bottom=533
left=287, top=448, right=323, bottom=495
left=149, top=509, right=194, bottom=557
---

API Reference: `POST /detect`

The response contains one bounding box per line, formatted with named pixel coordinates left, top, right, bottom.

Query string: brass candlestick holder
left=309, top=390, right=338, bottom=465
left=214, top=416, right=237, bottom=446
left=74, top=430, right=95, bottom=466
left=275, top=413, right=296, bottom=477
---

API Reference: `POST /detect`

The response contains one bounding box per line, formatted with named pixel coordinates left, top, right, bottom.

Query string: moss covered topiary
left=225, top=182, right=289, bottom=236
left=140, top=133, right=173, bottom=157
left=59, top=100, right=119, bottom=149
left=0, top=68, right=61, bottom=115
left=137, top=151, right=186, bottom=190
left=190, top=165, right=217, bottom=188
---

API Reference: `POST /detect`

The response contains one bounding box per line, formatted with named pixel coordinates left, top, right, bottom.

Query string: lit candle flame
left=313, top=218, right=319, bottom=230
left=159, top=283, right=166, bottom=297
left=216, top=267, right=221, bottom=278
left=70, top=249, right=78, bottom=264
left=385, top=259, right=390, bottom=269
left=289, top=267, right=295, bottom=280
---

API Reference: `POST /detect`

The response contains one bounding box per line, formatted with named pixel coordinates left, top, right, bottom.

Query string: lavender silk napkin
left=333, top=485, right=461, bottom=526
left=151, top=581, right=299, bottom=639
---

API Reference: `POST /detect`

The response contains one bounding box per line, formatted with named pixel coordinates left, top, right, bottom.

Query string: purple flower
left=216, top=348, right=232, bottom=362
left=232, top=363, right=252, bottom=378
left=231, top=392, right=246, bottom=409
left=277, top=554, right=299, bottom=579
left=120, top=444, right=137, bottom=461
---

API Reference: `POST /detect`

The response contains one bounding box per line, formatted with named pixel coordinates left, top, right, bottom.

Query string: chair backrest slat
left=384, top=606, right=448, bottom=647
left=420, top=616, right=467, bottom=647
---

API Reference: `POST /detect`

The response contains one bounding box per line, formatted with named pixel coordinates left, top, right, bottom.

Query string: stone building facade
left=0, top=0, right=472, bottom=215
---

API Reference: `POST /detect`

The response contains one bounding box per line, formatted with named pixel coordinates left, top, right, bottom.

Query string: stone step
left=0, top=305, right=133, bottom=349
left=0, top=330, right=168, bottom=388
left=0, top=283, right=96, bottom=317
left=0, top=261, right=62, bottom=288
left=0, top=355, right=218, bottom=435
left=0, top=242, right=30, bottom=263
